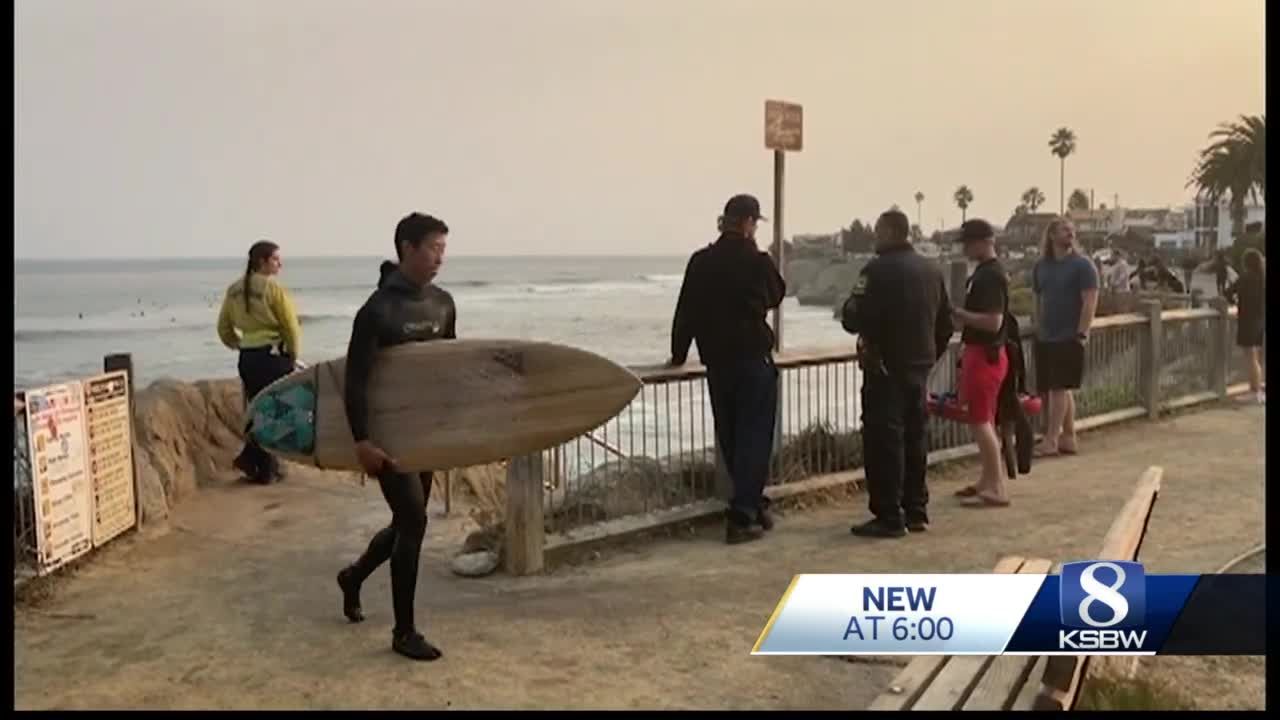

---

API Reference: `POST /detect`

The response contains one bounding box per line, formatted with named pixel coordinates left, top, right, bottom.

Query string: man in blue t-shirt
left=1031, top=218, right=1099, bottom=456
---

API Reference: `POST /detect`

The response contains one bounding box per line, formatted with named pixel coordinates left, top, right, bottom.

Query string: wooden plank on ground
left=1034, top=658, right=1091, bottom=711
left=866, top=656, right=950, bottom=711
left=1097, top=466, right=1162, bottom=561
left=1040, top=467, right=1162, bottom=702
left=1008, top=656, right=1050, bottom=710
left=961, top=558, right=1054, bottom=710
left=870, top=557, right=1027, bottom=711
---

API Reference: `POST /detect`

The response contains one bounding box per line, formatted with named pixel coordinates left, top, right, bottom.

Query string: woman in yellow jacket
left=217, top=240, right=303, bottom=484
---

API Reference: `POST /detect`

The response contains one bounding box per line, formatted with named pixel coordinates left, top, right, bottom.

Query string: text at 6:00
left=843, top=616, right=956, bottom=642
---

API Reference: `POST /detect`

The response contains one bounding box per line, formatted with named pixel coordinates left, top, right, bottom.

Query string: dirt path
left=14, top=403, right=1264, bottom=710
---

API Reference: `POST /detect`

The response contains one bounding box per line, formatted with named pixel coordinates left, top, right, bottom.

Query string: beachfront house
left=1001, top=212, right=1057, bottom=249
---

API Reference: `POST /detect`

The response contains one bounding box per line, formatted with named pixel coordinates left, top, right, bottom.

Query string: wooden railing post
left=103, top=353, right=143, bottom=530
left=1139, top=301, right=1163, bottom=419
left=504, top=453, right=545, bottom=575
left=1210, top=298, right=1231, bottom=398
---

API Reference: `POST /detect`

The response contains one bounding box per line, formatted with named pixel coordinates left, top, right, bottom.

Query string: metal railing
left=534, top=302, right=1246, bottom=538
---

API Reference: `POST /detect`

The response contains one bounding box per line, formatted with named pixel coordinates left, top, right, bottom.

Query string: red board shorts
left=959, top=344, right=1008, bottom=425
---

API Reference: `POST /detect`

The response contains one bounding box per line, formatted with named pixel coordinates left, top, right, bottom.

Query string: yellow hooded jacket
left=216, top=273, right=302, bottom=357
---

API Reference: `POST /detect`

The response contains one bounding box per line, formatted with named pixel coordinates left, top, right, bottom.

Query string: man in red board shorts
left=950, top=220, right=1010, bottom=507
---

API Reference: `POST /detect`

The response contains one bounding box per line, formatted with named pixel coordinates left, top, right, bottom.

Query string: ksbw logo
left=1058, top=561, right=1148, bottom=651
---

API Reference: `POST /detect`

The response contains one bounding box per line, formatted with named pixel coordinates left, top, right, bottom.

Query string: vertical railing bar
left=664, top=382, right=671, bottom=485
left=676, top=379, right=684, bottom=505
left=703, top=377, right=710, bottom=500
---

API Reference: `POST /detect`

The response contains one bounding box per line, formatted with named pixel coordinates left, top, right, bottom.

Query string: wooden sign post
left=764, top=99, right=803, bottom=350
left=765, top=100, right=802, bottom=459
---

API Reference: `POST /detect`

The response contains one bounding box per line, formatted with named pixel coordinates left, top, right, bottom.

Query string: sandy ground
left=14, top=402, right=1264, bottom=710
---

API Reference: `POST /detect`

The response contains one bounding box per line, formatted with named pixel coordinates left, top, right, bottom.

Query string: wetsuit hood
left=382, top=267, right=430, bottom=299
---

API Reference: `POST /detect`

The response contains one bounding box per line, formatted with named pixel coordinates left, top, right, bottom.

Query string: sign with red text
left=25, top=382, right=94, bottom=573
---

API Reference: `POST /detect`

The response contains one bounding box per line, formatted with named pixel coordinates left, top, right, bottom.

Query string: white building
left=1068, top=207, right=1126, bottom=235
left=1183, top=195, right=1264, bottom=249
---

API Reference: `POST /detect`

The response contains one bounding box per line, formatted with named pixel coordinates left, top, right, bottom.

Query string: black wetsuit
left=338, top=266, right=456, bottom=654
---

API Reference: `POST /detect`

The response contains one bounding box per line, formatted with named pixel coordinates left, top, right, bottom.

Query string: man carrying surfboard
left=670, top=193, right=785, bottom=545
left=336, top=212, right=456, bottom=662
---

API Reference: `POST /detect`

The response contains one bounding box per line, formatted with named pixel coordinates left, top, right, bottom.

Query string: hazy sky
left=16, top=0, right=1265, bottom=258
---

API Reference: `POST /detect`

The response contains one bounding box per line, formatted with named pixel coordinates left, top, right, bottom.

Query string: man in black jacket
left=841, top=209, right=953, bottom=538
left=335, top=212, right=456, bottom=662
left=670, top=194, right=785, bottom=544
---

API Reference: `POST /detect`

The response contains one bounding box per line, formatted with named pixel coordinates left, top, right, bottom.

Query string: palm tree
left=1049, top=127, right=1077, bottom=214
left=1021, top=187, right=1046, bottom=213
left=953, top=185, right=973, bottom=223
left=1188, top=114, right=1266, bottom=250
left=1068, top=189, right=1090, bottom=212
left=914, top=191, right=925, bottom=229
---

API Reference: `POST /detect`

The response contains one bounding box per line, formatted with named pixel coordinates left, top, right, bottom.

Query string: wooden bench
left=869, top=466, right=1163, bottom=711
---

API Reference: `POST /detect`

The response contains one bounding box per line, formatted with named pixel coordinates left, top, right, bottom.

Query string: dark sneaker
left=906, top=519, right=928, bottom=533
left=336, top=567, right=365, bottom=623
left=726, top=522, right=765, bottom=545
left=757, top=505, right=775, bottom=532
left=392, top=630, right=444, bottom=662
left=850, top=518, right=907, bottom=539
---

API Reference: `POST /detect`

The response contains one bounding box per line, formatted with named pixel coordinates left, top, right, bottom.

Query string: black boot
left=232, top=452, right=258, bottom=481
left=336, top=567, right=365, bottom=623
left=757, top=498, right=775, bottom=531
left=850, top=517, right=907, bottom=539
left=726, top=509, right=765, bottom=545
left=392, top=629, right=443, bottom=662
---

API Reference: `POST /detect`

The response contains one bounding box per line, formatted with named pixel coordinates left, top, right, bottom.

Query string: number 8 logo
left=1077, top=562, right=1130, bottom=628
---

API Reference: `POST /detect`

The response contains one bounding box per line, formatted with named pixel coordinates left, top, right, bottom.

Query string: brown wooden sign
left=765, top=100, right=803, bottom=152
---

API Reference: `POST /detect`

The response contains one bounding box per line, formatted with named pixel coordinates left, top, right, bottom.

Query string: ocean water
left=14, top=256, right=856, bottom=390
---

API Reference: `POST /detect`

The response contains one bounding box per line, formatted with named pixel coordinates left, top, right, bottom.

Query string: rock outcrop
left=132, top=379, right=247, bottom=523
left=794, top=260, right=865, bottom=307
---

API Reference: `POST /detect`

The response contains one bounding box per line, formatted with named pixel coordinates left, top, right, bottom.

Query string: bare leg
left=1248, top=348, right=1263, bottom=393
left=1060, top=391, right=1078, bottom=451
left=969, top=421, right=1008, bottom=504
left=1041, top=389, right=1068, bottom=450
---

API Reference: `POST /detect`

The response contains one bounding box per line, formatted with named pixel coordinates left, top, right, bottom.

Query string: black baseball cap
left=954, top=219, right=995, bottom=243
left=724, top=194, right=768, bottom=222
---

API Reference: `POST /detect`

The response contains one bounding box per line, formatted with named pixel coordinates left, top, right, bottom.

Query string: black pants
left=237, top=348, right=295, bottom=480
left=705, top=357, right=779, bottom=521
left=348, top=472, right=434, bottom=634
left=860, top=372, right=929, bottom=528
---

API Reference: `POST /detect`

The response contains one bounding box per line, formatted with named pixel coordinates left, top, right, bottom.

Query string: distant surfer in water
left=336, top=212, right=456, bottom=662
left=216, top=240, right=302, bottom=484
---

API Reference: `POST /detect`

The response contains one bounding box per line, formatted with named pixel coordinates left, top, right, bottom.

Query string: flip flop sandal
left=962, top=494, right=1012, bottom=508
left=1032, top=444, right=1060, bottom=459
left=954, top=486, right=979, bottom=498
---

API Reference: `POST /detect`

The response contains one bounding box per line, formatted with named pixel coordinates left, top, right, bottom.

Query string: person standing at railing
left=669, top=193, right=785, bottom=545
left=840, top=209, right=953, bottom=538
left=1224, top=249, right=1265, bottom=404
left=217, top=240, right=303, bottom=484
left=949, top=220, right=1011, bottom=507
left=1031, top=218, right=1098, bottom=457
